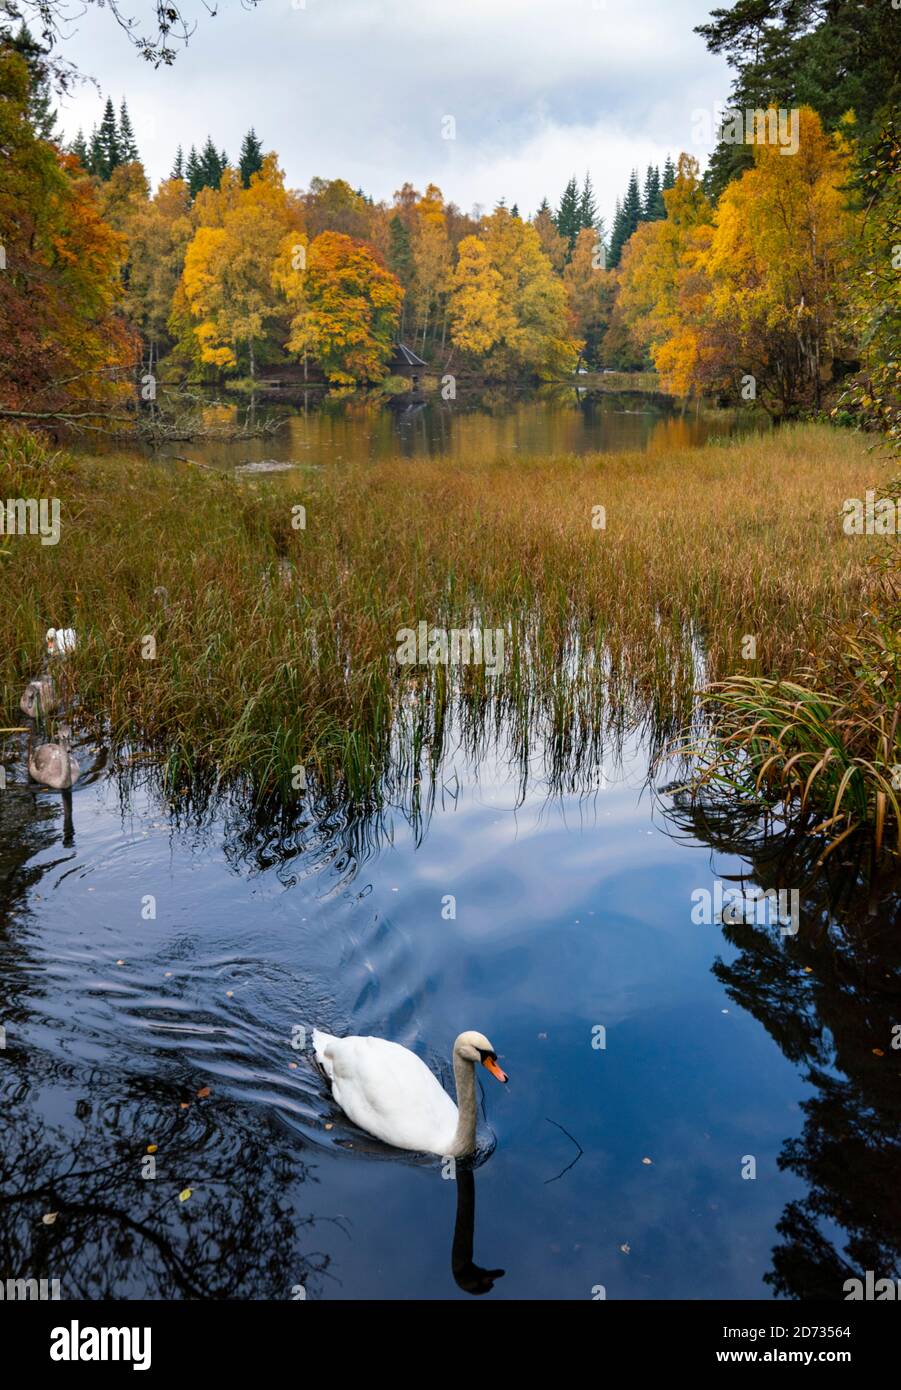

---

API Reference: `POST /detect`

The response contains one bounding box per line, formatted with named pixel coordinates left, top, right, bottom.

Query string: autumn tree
left=448, top=236, right=502, bottom=357
left=180, top=154, right=302, bottom=376
left=532, top=198, right=567, bottom=273
left=480, top=207, right=579, bottom=377
left=615, top=153, right=714, bottom=391
left=121, top=176, right=193, bottom=369
left=0, top=43, right=135, bottom=412
left=271, top=230, right=312, bottom=376
left=410, top=183, right=451, bottom=354
left=302, top=177, right=371, bottom=241
left=280, top=231, right=403, bottom=386
left=99, top=159, right=149, bottom=234
left=697, top=107, right=856, bottom=413
left=564, top=227, right=615, bottom=367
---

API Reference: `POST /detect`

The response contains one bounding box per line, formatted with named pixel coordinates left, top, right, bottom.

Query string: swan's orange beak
left=483, top=1056, right=507, bottom=1083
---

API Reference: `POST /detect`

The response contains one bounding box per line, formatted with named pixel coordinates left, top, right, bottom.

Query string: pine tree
left=641, top=166, right=662, bottom=220
left=171, top=145, right=185, bottom=181
left=622, top=169, right=642, bottom=228
left=11, top=23, right=57, bottom=139
left=661, top=155, right=676, bottom=191
left=88, top=125, right=104, bottom=179
left=510, top=202, right=520, bottom=219
left=70, top=129, right=89, bottom=168
left=185, top=146, right=203, bottom=198
left=199, top=137, right=223, bottom=191
left=579, top=173, right=598, bottom=230
left=388, top=214, right=414, bottom=283
left=97, top=97, right=121, bottom=180
left=387, top=213, right=415, bottom=335
left=554, top=176, right=581, bottom=253
left=608, top=198, right=625, bottom=268
left=238, top=128, right=264, bottom=188
left=608, top=171, right=642, bottom=267
left=651, top=174, right=666, bottom=219
left=118, top=100, right=139, bottom=162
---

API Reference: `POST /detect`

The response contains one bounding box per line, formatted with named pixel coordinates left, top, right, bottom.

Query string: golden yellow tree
left=482, top=207, right=578, bottom=376
left=119, top=177, right=193, bottom=368
left=411, top=184, right=451, bottom=352
left=699, top=106, right=855, bottom=412
left=271, top=230, right=313, bottom=375
left=615, top=119, right=856, bottom=409
left=448, top=236, right=502, bottom=356
left=615, top=153, right=714, bottom=393
left=279, top=231, right=403, bottom=386
left=180, top=154, right=302, bottom=375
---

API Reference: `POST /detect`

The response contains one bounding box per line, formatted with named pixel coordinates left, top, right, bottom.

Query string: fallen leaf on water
left=619, top=1243, right=630, bottom=1254
left=42, top=1212, right=59, bottom=1225
left=873, top=1048, right=885, bottom=1057
left=288, top=1062, right=298, bottom=1069
left=196, top=1086, right=211, bottom=1099
left=164, top=971, right=173, bottom=978
left=642, top=1157, right=653, bottom=1165
left=178, top=1188, right=192, bottom=1202
left=146, top=1144, right=158, bottom=1154
left=804, top=967, right=813, bottom=974
left=226, top=990, right=234, bottom=998
left=324, top=1123, right=333, bottom=1130
left=116, top=959, right=125, bottom=966
left=179, top=1102, right=189, bottom=1110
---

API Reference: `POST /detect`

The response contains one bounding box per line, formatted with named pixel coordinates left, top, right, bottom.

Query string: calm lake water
left=144, top=385, right=767, bottom=470
left=2, top=716, right=898, bottom=1301
left=3, top=390, right=897, bottom=1302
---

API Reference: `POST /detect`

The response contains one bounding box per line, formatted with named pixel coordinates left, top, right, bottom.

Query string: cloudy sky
left=54, top=0, right=733, bottom=227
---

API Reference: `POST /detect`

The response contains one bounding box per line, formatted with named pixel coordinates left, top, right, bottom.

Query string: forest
left=0, top=0, right=897, bottom=438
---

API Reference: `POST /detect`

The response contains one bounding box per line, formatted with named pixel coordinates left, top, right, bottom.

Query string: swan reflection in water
left=451, top=1165, right=504, bottom=1295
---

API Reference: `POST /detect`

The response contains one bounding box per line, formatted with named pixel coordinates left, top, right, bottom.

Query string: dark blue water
left=4, top=721, right=896, bottom=1301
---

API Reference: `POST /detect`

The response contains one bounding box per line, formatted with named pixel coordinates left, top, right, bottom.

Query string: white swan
left=46, top=627, right=76, bottom=657
left=313, top=1028, right=507, bottom=1157
left=28, top=723, right=80, bottom=790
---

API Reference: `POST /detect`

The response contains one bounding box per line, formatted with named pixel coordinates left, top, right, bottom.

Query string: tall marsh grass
left=678, top=556, right=900, bottom=858
left=0, top=422, right=888, bottom=805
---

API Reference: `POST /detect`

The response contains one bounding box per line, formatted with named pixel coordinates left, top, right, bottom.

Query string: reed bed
left=677, top=556, right=900, bottom=858
left=0, top=422, right=887, bottom=803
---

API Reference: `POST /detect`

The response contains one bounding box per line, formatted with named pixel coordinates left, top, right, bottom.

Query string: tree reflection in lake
left=660, top=792, right=901, bottom=1300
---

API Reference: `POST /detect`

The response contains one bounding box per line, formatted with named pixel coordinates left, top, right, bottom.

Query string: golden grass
left=0, top=422, right=889, bottom=801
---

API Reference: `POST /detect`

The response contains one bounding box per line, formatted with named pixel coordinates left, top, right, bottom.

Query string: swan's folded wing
left=324, top=1036, right=459, bottom=1153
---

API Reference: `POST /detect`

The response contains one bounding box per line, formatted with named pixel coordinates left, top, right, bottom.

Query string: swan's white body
left=46, top=627, right=76, bottom=657
left=313, top=1028, right=506, bottom=1157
